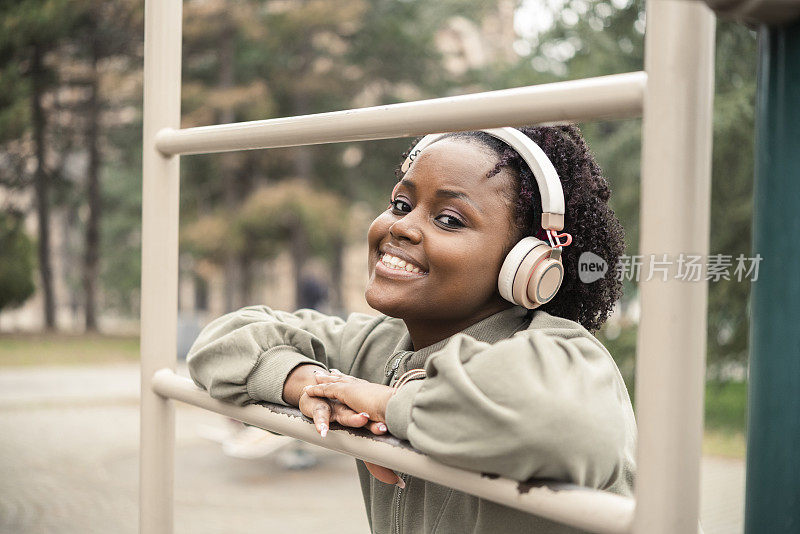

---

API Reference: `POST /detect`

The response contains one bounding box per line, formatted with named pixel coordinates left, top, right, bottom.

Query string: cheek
left=367, top=212, right=392, bottom=250
left=434, top=240, right=502, bottom=290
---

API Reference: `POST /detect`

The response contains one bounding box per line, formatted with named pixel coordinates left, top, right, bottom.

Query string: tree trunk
left=83, top=34, right=101, bottom=331
left=290, top=222, right=308, bottom=310
left=31, top=44, right=56, bottom=330
left=292, top=92, right=313, bottom=178
left=218, top=26, right=242, bottom=312
left=238, top=253, right=254, bottom=307
left=330, top=236, right=345, bottom=314
left=289, top=93, right=314, bottom=311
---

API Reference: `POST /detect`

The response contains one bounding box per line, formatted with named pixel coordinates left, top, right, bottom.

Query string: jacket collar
left=393, top=306, right=531, bottom=372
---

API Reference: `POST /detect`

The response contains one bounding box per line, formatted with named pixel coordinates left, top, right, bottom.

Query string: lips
left=377, top=245, right=428, bottom=275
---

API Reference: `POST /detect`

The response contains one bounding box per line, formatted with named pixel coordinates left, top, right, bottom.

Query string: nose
left=389, top=213, right=423, bottom=244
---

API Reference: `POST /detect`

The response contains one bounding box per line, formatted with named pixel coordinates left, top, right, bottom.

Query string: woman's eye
left=436, top=214, right=465, bottom=229
left=390, top=199, right=412, bottom=213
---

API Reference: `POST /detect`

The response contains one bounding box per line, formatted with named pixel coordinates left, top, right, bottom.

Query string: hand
left=312, top=370, right=405, bottom=488
left=284, top=365, right=387, bottom=437
left=304, top=372, right=395, bottom=422
left=362, top=461, right=405, bottom=488
left=297, top=389, right=388, bottom=437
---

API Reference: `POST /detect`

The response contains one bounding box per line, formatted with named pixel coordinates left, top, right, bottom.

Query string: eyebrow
left=399, top=179, right=483, bottom=213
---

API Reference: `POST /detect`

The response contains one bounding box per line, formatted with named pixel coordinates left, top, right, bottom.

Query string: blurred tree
left=510, top=0, right=756, bottom=372
left=70, top=0, right=142, bottom=330
left=0, top=0, right=84, bottom=329
left=182, top=0, right=273, bottom=310
left=100, top=161, right=142, bottom=315
left=0, top=211, right=36, bottom=318
left=179, top=0, right=493, bottom=311
left=705, top=21, right=757, bottom=372
left=236, top=180, right=349, bottom=309
left=183, top=179, right=348, bottom=309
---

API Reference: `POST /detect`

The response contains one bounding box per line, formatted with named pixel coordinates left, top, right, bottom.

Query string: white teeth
left=380, top=253, right=425, bottom=274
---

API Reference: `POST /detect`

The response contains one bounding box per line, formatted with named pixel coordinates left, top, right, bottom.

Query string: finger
left=315, top=372, right=365, bottom=385
left=326, top=369, right=368, bottom=384
left=306, top=396, right=331, bottom=437
left=364, top=461, right=405, bottom=488
left=303, top=382, right=344, bottom=401
left=367, top=421, right=388, bottom=435
left=314, top=373, right=346, bottom=384
left=313, top=368, right=332, bottom=379
left=331, top=403, right=371, bottom=427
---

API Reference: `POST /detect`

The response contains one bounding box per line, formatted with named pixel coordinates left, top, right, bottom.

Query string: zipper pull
left=386, top=356, right=403, bottom=377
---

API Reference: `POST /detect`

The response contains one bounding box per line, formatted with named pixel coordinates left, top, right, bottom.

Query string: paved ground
left=0, top=365, right=745, bottom=533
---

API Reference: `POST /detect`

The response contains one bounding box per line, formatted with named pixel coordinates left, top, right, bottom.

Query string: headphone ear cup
left=498, top=237, right=564, bottom=309
left=526, top=257, right=564, bottom=306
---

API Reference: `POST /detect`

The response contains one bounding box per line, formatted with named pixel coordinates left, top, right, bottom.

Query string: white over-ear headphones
left=399, top=127, right=572, bottom=310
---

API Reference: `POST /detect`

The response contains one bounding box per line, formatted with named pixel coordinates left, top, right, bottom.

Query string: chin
left=365, top=286, right=400, bottom=318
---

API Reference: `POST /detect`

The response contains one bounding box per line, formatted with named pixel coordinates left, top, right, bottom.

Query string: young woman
left=187, top=125, right=636, bottom=533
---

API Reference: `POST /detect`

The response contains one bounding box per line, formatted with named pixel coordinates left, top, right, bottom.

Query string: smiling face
left=365, top=138, right=520, bottom=346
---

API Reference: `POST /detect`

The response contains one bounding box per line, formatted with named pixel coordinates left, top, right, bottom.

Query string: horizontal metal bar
left=152, top=369, right=633, bottom=534
left=155, top=72, right=646, bottom=156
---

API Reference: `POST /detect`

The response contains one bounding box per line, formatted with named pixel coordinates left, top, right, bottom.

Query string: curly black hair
left=395, top=125, right=625, bottom=333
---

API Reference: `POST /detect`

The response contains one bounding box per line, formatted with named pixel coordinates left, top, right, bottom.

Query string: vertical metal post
left=139, top=0, right=182, bottom=533
left=634, top=2, right=715, bottom=533
left=745, top=20, right=800, bottom=534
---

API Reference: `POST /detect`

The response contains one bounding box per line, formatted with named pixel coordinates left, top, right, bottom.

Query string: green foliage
left=597, top=320, right=638, bottom=393
left=0, top=0, right=81, bottom=50
left=0, top=61, right=30, bottom=144
left=181, top=212, right=236, bottom=264
left=0, top=212, right=36, bottom=312
left=100, top=163, right=142, bottom=313
left=599, top=321, right=748, bottom=435
left=237, top=180, right=348, bottom=260
left=513, top=1, right=757, bottom=370
left=0, top=0, right=761, bottom=357
left=183, top=179, right=349, bottom=264
left=705, top=379, right=747, bottom=432
left=705, top=21, right=757, bottom=368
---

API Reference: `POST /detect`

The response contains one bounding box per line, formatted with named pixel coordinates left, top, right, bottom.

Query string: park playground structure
left=139, top=1, right=800, bottom=533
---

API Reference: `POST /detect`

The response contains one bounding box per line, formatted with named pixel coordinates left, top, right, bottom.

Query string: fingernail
left=330, top=368, right=340, bottom=373
left=396, top=478, right=405, bottom=489
left=378, top=423, right=387, bottom=432
left=319, top=424, right=328, bottom=438
left=359, top=412, right=370, bottom=418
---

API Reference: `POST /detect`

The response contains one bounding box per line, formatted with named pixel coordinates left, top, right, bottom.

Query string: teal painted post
left=745, top=20, right=800, bottom=534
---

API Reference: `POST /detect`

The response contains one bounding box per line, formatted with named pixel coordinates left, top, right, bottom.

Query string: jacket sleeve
left=186, top=306, right=382, bottom=407
left=383, top=330, right=633, bottom=489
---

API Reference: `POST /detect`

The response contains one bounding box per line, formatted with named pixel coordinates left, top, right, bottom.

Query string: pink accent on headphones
left=553, top=232, right=573, bottom=247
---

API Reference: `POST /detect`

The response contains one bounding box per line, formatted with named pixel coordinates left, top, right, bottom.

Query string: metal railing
left=139, top=1, right=715, bottom=533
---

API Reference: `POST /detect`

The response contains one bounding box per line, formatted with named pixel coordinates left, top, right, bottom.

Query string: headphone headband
left=399, top=128, right=565, bottom=231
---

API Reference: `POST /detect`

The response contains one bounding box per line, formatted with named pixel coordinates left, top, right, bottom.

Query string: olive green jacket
left=187, top=305, right=637, bottom=534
